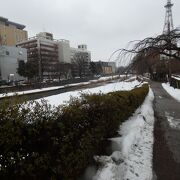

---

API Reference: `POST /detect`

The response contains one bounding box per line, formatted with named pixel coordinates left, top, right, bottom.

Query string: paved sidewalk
left=150, top=81, right=180, bottom=180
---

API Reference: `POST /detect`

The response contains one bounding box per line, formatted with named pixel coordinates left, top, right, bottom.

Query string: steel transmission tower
left=163, top=0, right=174, bottom=34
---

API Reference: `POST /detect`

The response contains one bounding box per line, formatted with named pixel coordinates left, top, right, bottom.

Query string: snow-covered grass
left=162, top=83, right=180, bottom=102
left=93, top=89, right=154, bottom=180
left=36, top=80, right=142, bottom=107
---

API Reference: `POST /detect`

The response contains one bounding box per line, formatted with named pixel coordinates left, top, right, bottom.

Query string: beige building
left=102, top=66, right=113, bottom=74
left=0, top=17, right=27, bottom=46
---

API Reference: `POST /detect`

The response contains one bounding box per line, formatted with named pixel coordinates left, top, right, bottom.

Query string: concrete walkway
left=150, top=81, right=180, bottom=180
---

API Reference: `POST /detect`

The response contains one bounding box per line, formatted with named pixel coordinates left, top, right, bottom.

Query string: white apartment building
left=58, top=39, right=71, bottom=63
left=36, top=32, right=71, bottom=64
left=0, top=46, right=27, bottom=82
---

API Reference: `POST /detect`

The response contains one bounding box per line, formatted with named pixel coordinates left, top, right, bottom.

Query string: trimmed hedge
left=0, top=84, right=149, bottom=180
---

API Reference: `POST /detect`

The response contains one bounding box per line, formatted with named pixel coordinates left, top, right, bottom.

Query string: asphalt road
left=151, top=81, right=180, bottom=180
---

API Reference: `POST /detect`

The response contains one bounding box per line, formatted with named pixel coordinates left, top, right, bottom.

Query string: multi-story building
left=0, top=46, right=27, bottom=82
left=92, top=61, right=116, bottom=75
left=0, top=17, right=28, bottom=46
left=71, top=44, right=91, bottom=77
left=17, top=32, right=60, bottom=79
left=102, top=65, right=113, bottom=75
left=108, top=62, right=116, bottom=74
left=17, top=32, right=73, bottom=80
left=58, top=39, right=71, bottom=63
left=17, top=32, right=91, bottom=80
left=100, top=61, right=112, bottom=75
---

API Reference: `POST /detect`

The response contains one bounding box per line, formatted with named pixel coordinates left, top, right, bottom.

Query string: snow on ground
left=0, top=75, right=123, bottom=98
left=93, top=89, right=154, bottom=180
left=98, top=75, right=123, bottom=81
left=36, top=80, right=142, bottom=107
left=89, top=75, right=122, bottom=83
left=0, top=86, right=65, bottom=98
left=63, top=82, right=90, bottom=87
left=172, top=75, right=180, bottom=81
left=162, top=83, right=180, bottom=102
left=165, top=112, right=180, bottom=129
left=124, top=76, right=137, bottom=82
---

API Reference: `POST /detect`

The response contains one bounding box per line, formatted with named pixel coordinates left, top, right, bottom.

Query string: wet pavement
left=150, top=81, right=180, bottom=180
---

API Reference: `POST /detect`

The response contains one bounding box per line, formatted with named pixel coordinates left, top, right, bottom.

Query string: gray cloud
left=1, top=0, right=180, bottom=61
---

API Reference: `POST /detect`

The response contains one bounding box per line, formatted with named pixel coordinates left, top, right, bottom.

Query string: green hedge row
left=0, top=84, right=149, bottom=180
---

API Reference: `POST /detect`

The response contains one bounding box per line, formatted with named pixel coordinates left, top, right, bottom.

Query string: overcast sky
left=1, top=0, right=180, bottom=61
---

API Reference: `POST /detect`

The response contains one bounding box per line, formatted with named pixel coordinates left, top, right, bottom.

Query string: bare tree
left=54, top=62, right=71, bottom=80
left=90, top=61, right=103, bottom=75
left=123, top=29, right=179, bottom=60
left=71, top=52, right=90, bottom=78
left=110, top=29, right=180, bottom=77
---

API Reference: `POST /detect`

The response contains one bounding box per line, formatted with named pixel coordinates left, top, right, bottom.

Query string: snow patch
left=93, top=89, right=154, bottom=180
left=162, top=83, right=180, bottom=102
left=0, top=86, right=64, bottom=98
left=165, top=112, right=180, bottom=129
left=36, top=80, right=142, bottom=107
left=0, top=75, right=123, bottom=98
left=172, top=75, right=180, bottom=81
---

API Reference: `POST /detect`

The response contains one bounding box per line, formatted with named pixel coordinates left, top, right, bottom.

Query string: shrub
left=0, top=84, right=149, bottom=180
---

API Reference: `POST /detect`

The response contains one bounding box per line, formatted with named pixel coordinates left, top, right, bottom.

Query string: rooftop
left=0, top=16, right=26, bottom=30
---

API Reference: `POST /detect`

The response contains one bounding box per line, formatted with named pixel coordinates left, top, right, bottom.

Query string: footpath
left=150, top=81, right=180, bottom=180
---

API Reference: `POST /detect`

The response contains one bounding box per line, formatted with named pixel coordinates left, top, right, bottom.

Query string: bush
left=0, top=84, right=149, bottom=180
